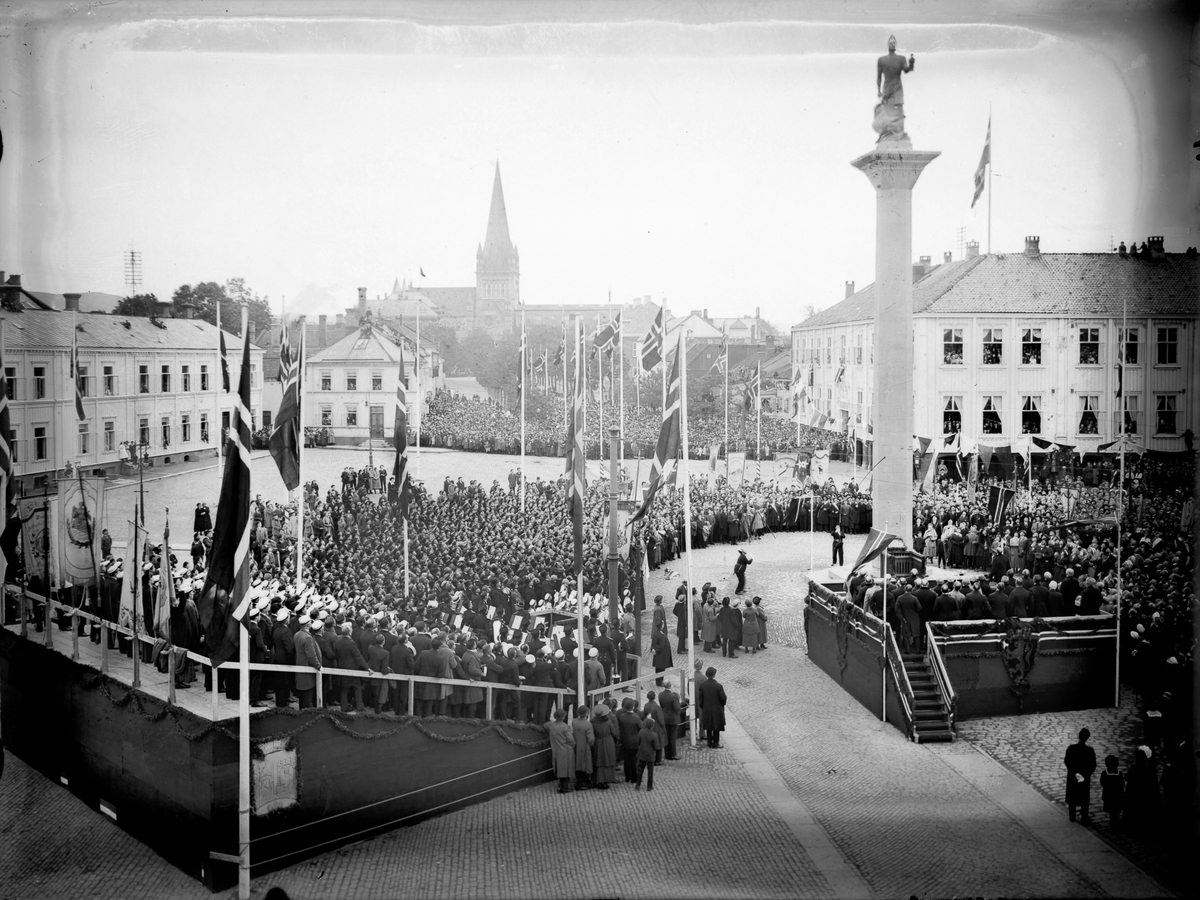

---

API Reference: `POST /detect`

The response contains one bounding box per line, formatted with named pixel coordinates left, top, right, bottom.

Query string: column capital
left=851, top=148, right=941, bottom=191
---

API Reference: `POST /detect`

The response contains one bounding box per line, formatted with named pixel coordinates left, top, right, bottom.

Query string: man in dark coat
left=733, top=549, right=752, bottom=594
left=1060, top=569, right=1081, bottom=612
left=697, top=666, right=727, bottom=749
left=650, top=624, right=673, bottom=686
left=1078, top=578, right=1103, bottom=616
left=659, top=681, right=682, bottom=760
left=1030, top=575, right=1051, bottom=618
left=932, top=584, right=959, bottom=622
left=1008, top=580, right=1031, bottom=618
left=963, top=581, right=990, bottom=620
left=592, top=624, right=616, bottom=687
left=672, top=594, right=690, bottom=654
left=334, top=623, right=370, bottom=713
left=1064, top=727, right=1097, bottom=824
left=271, top=609, right=296, bottom=708
left=616, top=697, right=642, bottom=783
left=987, top=583, right=1011, bottom=619
left=914, top=579, right=937, bottom=638
left=895, top=584, right=922, bottom=652
left=390, top=631, right=416, bottom=715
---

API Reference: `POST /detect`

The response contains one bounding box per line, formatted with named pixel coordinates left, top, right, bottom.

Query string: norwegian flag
left=71, top=319, right=86, bottom=420
left=0, top=349, right=14, bottom=586
left=710, top=341, right=728, bottom=375
left=848, top=526, right=898, bottom=575
left=833, top=362, right=846, bottom=384
left=639, top=306, right=664, bottom=372
left=564, top=322, right=587, bottom=576
left=393, top=346, right=411, bottom=519
left=629, top=329, right=682, bottom=527
left=268, top=321, right=303, bottom=491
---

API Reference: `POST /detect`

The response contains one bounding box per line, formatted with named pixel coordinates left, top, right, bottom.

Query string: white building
left=791, top=237, right=1198, bottom=460
left=2, top=295, right=264, bottom=492
left=303, top=319, right=442, bottom=445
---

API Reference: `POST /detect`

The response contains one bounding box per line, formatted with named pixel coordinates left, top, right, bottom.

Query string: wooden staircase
left=900, top=652, right=954, bottom=743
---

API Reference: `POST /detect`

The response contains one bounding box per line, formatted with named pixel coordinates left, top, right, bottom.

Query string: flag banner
left=749, top=365, right=762, bottom=410
left=987, top=484, right=1016, bottom=528
left=59, top=476, right=104, bottom=587
left=849, top=526, right=898, bottom=574
left=268, top=321, right=302, bottom=491
left=153, top=521, right=175, bottom=642
left=710, top=341, right=728, bottom=375
left=1115, top=360, right=1123, bottom=399
left=708, top=443, right=719, bottom=474
left=727, top=451, right=746, bottom=487
left=995, top=444, right=1014, bottom=480
left=1098, top=435, right=1141, bottom=454
left=979, top=442, right=995, bottom=473
left=19, top=497, right=56, bottom=588
left=71, top=323, right=86, bottom=421
left=593, top=313, right=620, bottom=351
left=564, top=325, right=587, bottom=576
left=117, top=519, right=147, bottom=635
left=639, top=306, right=664, bottom=372
left=0, top=354, right=13, bottom=587
left=552, top=342, right=564, bottom=368
left=972, top=115, right=991, bottom=208
left=516, top=331, right=527, bottom=408
left=220, top=330, right=230, bottom=392
left=834, top=363, right=845, bottom=384
left=913, top=436, right=935, bottom=486
left=197, top=324, right=254, bottom=667
left=966, top=452, right=978, bottom=503
left=393, top=347, right=411, bottom=519
left=629, top=334, right=682, bottom=527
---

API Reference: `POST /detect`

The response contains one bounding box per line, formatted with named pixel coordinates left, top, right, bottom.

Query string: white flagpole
left=987, top=102, right=993, bottom=256
left=809, top=476, right=815, bottom=571
left=1115, top=291, right=1127, bottom=708
left=619, top=310, right=624, bottom=465
left=598, top=315, right=604, bottom=465
left=679, top=326, right=697, bottom=748
left=237, top=300, right=251, bottom=900
left=573, top=316, right=586, bottom=710
left=724, top=349, right=729, bottom=471
left=294, top=316, right=306, bottom=590
left=216, top=300, right=224, bottom=494
left=881, top=526, right=889, bottom=723
left=521, top=307, right=526, bottom=512
left=416, top=288, right=421, bottom=481
left=404, top=518, right=410, bottom=599
left=756, top=361, right=762, bottom=481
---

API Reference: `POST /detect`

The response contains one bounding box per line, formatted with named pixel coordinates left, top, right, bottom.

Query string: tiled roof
left=304, top=326, right=404, bottom=365
left=28, top=291, right=123, bottom=313
left=797, top=252, right=1198, bottom=329
left=2, top=309, right=258, bottom=351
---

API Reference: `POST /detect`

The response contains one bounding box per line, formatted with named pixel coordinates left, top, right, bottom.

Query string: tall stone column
left=851, top=146, right=939, bottom=550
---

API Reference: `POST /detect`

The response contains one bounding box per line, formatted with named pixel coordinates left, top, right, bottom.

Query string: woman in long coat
left=701, top=599, right=719, bottom=651
left=546, top=709, right=576, bottom=793
left=740, top=599, right=760, bottom=654
left=572, top=705, right=595, bottom=790
left=717, top=597, right=740, bottom=659
left=650, top=624, right=673, bottom=685
left=590, top=703, right=619, bottom=789
left=752, top=596, right=768, bottom=650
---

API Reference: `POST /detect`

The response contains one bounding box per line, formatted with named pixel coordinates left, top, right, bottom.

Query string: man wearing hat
left=271, top=607, right=296, bottom=708
left=293, top=615, right=323, bottom=709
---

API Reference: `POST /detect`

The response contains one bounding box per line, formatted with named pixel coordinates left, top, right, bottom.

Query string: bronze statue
left=874, top=35, right=916, bottom=143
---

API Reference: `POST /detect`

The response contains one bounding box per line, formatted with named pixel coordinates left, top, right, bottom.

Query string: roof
left=304, top=323, right=425, bottom=366
left=2, top=309, right=259, bottom=352
left=29, top=291, right=123, bottom=313
left=797, top=252, right=1199, bottom=329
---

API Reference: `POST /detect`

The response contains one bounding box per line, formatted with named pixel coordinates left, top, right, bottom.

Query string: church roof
left=479, top=164, right=516, bottom=270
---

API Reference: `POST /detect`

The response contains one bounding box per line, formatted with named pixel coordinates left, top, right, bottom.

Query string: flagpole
left=724, top=348, right=729, bottom=470
left=675, top=327, right=697, bottom=749
left=598, top=316, right=604, bottom=465
left=216, top=300, right=224, bottom=497
left=295, top=316, right=306, bottom=590
left=618, top=309, right=624, bottom=466
left=1115, top=293, right=1126, bottom=708
left=756, top=361, right=762, bottom=481
left=415, top=289, right=421, bottom=481
left=987, top=102, right=993, bottom=256
left=809, top=477, right=815, bottom=571
left=237, top=300, right=251, bottom=900
left=573, top=316, right=586, bottom=710
left=404, top=518, right=410, bottom=599
left=881, top=527, right=889, bottom=723
left=520, top=307, right=526, bottom=512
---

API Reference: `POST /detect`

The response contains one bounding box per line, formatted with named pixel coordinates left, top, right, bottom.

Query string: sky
left=2, top=3, right=1194, bottom=329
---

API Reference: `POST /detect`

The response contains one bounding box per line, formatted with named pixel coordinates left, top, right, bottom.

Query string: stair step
left=913, top=700, right=943, bottom=710
left=915, top=729, right=955, bottom=743
left=913, top=710, right=947, bottom=721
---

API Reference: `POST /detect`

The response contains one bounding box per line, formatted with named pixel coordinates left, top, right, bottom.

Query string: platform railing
left=884, top=626, right=915, bottom=740
left=924, top=622, right=958, bottom=731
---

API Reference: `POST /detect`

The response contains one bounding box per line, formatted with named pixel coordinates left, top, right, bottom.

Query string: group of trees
left=113, top=277, right=274, bottom=338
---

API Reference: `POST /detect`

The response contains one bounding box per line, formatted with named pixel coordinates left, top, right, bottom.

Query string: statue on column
left=874, top=35, right=916, bottom=144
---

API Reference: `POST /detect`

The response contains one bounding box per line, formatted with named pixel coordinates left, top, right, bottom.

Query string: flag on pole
left=849, top=526, right=898, bottom=574
left=971, top=115, right=991, bottom=209
left=516, top=330, right=527, bottom=408
left=833, top=363, right=845, bottom=384
left=789, top=372, right=808, bottom=422
left=0, top=353, right=14, bottom=587
left=748, top=364, right=761, bottom=410
left=639, top=306, right=664, bottom=372
left=153, top=520, right=175, bottom=641
left=710, top=341, right=728, bottom=375
left=564, top=324, right=587, bottom=577
left=593, top=313, right=621, bottom=352
left=196, top=322, right=254, bottom=667
left=630, top=331, right=682, bottom=526
left=393, top=346, right=411, bottom=519
left=552, top=342, right=564, bottom=368
left=268, top=322, right=303, bottom=491
left=219, top=330, right=230, bottom=392
left=986, top=484, right=1016, bottom=528
left=71, top=320, right=86, bottom=420
left=807, top=409, right=829, bottom=429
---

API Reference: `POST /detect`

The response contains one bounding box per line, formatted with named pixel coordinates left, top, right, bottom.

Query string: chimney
left=4, top=274, right=22, bottom=311
left=966, top=240, right=980, bottom=259
left=178, top=301, right=196, bottom=319
left=335, top=313, right=344, bottom=327
left=912, top=262, right=925, bottom=282
left=943, top=251, right=953, bottom=264
left=845, top=281, right=855, bottom=298
left=64, top=292, right=81, bottom=312
left=154, top=300, right=172, bottom=318
left=357, top=287, right=367, bottom=310
left=755, top=306, right=761, bottom=320
left=1147, top=236, right=1165, bottom=259
left=766, top=334, right=776, bottom=350
left=919, top=255, right=931, bottom=269
left=1118, top=241, right=1128, bottom=258
left=703, top=308, right=709, bottom=321
left=1024, top=236, right=1040, bottom=258
left=319, top=314, right=328, bottom=346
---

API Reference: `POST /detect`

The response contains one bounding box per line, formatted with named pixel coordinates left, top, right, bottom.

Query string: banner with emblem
left=59, top=477, right=105, bottom=587
left=19, top=496, right=57, bottom=588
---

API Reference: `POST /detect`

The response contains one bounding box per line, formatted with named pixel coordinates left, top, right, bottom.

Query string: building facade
left=791, top=237, right=1198, bottom=455
left=2, top=299, right=263, bottom=492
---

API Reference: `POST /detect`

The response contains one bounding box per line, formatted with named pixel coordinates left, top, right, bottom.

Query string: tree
left=170, top=278, right=272, bottom=337
left=224, top=277, right=274, bottom=338
left=113, top=293, right=160, bottom=317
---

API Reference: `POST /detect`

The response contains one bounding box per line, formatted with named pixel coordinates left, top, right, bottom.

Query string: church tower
left=475, top=163, right=519, bottom=331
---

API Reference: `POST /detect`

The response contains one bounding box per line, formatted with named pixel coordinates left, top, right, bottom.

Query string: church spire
left=480, top=163, right=514, bottom=268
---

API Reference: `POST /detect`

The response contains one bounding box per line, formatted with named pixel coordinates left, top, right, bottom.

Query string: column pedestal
left=851, top=144, right=939, bottom=550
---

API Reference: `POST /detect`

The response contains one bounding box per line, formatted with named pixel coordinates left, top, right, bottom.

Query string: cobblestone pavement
left=639, top=531, right=1171, bottom=899
left=957, top=687, right=1191, bottom=895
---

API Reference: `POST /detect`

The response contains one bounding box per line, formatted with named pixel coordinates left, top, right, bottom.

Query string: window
left=1021, top=328, right=1042, bottom=365
left=1155, top=395, right=1177, bottom=434
left=4, top=366, right=14, bottom=400
left=839, top=336, right=846, bottom=363
left=943, top=329, right=963, bottom=365
left=320, top=406, right=332, bottom=426
left=346, top=372, right=357, bottom=392
left=943, top=396, right=962, bottom=434
left=78, top=421, right=90, bottom=455
left=161, top=416, right=171, bottom=448
left=825, top=337, right=831, bottom=364
left=262, top=410, right=272, bottom=430
left=161, top=365, right=171, bottom=392
left=103, top=420, right=115, bottom=452
left=346, top=408, right=358, bottom=427
left=103, top=364, right=115, bottom=395
left=982, top=328, right=1003, bottom=365
left=250, top=365, right=258, bottom=387
left=1079, top=327, right=1100, bottom=365
left=1077, top=395, right=1100, bottom=434
left=251, top=411, right=257, bottom=432
left=981, top=395, right=1003, bottom=434
left=200, top=413, right=210, bottom=443
left=1119, top=328, right=1139, bottom=365
left=34, top=365, right=46, bottom=399
left=1156, top=327, right=1178, bottom=365
left=856, top=390, right=863, bottom=407
left=200, top=364, right=210, bottom=391
left=34, top=425, right=47, bottom=460
left=1122, top=395, right=1140, bottom=435
left=77, top=365, right=90, bottom=397
left=854, top=335, right=863, bottom=365
left=321, top=371, right=332, bottom=391
left=1021, top=396, right=1041, bottom=434
left=139, top=365, right=149, bottom=394
left=139, top=417, right=149, bottom=446
left=371, top=372, right=383, bottom=391
left=182, top=365, right=191, bottom=392
left=9, top=428, right=17, bottom=463
left=182, top=414, right=191, bottom=443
